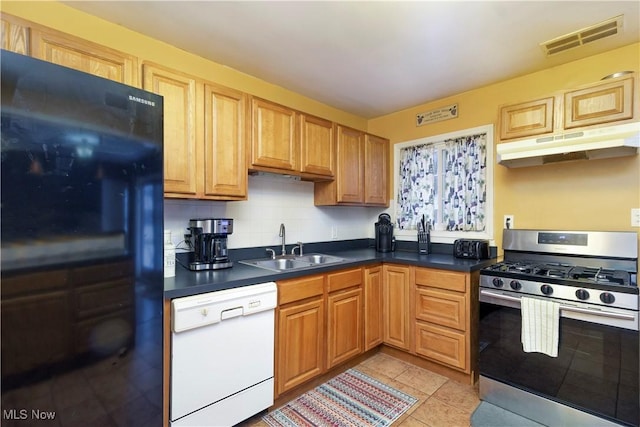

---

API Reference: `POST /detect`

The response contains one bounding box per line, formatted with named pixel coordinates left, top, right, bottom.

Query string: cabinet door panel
left=364, top=134, right=388, bottom=205
left=31, top=28, right=137, bottom=86
left=327, top=288, right=363, bottom=368
left=276, top=298, right=324, bottom=394
left=364, top=266, right=383, bottom=351
left=300, top=114, right=334, bottom=176
left=1, top=15, right=29, bottom=55
left=499, top=97, right=554, bottom=140
left=415, top=321, right=466, bottom=371
left=143, top=64, right=198, bottom=196
left=251, top=98, right=297, bottom=171
left=382, top=265, right=410, bottom=350
left=1, top=291, right=72, bottom=377
left=204, top=84, right=247, bottom=199
left=336, top=126, right=364, bottom=203
left=564, top=76, right=634, bottom=129
left=415, top=287, right=465, bottom=330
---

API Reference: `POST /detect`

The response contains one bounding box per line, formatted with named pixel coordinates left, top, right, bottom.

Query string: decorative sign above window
left=416, top=104, right=458, bottom=127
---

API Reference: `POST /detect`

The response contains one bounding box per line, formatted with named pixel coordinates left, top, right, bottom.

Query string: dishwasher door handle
left=221, top=306, right=244, bottom=320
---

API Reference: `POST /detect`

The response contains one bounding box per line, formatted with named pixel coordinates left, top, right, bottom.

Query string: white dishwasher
left=170, top=282, right=277, bottom=426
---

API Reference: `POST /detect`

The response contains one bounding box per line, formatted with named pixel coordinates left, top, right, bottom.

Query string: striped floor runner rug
left=263, top=369, right=418, bottom=427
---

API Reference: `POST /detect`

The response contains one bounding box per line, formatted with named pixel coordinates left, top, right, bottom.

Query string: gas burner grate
left=570, top=267, right=630, bottom=286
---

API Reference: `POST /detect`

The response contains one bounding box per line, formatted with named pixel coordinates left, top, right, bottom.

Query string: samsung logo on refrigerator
left=128, top=95, right=156, bottom=107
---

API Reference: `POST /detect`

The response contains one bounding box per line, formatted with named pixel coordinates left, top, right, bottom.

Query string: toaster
left=453, top=239, right=490, bottom=259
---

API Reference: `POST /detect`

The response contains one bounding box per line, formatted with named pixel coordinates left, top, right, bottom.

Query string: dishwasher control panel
left=172, top=282, right=277, bottom=333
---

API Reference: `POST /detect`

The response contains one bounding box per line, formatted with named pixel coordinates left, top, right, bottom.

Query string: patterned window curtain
left=442, top=133, right=487, bottom=231
left=396, top=144, right=438, bottom=230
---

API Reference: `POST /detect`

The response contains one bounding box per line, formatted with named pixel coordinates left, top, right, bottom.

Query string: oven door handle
left=480, top=290, right=637, bottom=321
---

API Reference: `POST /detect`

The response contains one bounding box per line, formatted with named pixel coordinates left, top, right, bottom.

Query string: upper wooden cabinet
left=499, top=73, right=636, bottom=142
left=144, top=63, right=247, bottom=200
left=1, top=14, right=30, bottom=55
left=364, top=134, right=389, bottom=205
left=203, top=83, right=248, bottom=199
left=499, top=97, right=555, bottom=141
left=250, top=98, right=298, bottom=172
left=144, top=64, right=198, bottom=197
left=30, top=27, right=138, bottom=86
left=335, top=125, right=365, bottom=204
left=314, top=125, right=389, bottom=207
left=300, top=114, right=334, bottom=177
left=563, top=75, right=634, bottom=129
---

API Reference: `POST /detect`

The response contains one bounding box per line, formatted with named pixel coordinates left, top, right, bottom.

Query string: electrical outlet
left=331, top=226, right=338, bottom=240
left=632, top=208, right=640, bottom=227
left=504, top=215, right=514, bottom=229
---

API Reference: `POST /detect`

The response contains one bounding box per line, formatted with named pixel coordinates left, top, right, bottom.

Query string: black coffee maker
left=375, top=213, right=395, bottom=252
left=187, top=218, right=234, bottom=270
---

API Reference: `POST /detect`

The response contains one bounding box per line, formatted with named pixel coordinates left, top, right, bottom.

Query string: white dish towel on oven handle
left=521, top=296, right=560, bottom=357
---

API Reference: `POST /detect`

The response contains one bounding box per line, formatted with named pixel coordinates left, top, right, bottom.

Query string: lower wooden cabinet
left=275, top=274, right=325, bottom=396
left=0, top=259, right=134, bottom=379
left=276, top=297, right=325, bottom=395
left=326, top=287, right=362, bottom=368
left=382, top=264, right=411, bottom=350
left=364, top=266, right=383, bottom=351
left=413, top=267, right=473, bottom=374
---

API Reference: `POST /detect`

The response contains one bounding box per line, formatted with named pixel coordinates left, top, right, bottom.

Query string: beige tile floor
left=251, top=352, right=479, bottom=427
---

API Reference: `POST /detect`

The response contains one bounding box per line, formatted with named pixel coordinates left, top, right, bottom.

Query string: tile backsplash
left=164, top=174, right=389, bottom=252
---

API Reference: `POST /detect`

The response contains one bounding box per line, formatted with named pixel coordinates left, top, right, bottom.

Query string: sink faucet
left=279, top=223, right=286, bottom=256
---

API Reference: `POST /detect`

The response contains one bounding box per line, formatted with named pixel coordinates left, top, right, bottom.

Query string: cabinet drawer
left=278, top=275, right=324, bottom=305
left=415, top=287, right=466, bottom=330
left=1, top=269, right=69, bottom=297
left=415, top=268, right=467, bottom=292
left=72, top=260, right=133, bottom=285
left=327, top=268, right=361, bottom=293
left=75, top=278, right=133, bottom=319
left=415, top=321, right=466, bottom=371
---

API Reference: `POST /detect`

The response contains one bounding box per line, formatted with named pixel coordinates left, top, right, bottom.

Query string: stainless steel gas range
left=478, top=229, right=639, bottom=427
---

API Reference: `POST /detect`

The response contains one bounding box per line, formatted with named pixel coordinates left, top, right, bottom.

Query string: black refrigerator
left=1, top=50, right=164, bottom=426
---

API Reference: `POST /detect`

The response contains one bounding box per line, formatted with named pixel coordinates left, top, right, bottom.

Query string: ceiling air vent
left=541, top=15, right=623, bottom=56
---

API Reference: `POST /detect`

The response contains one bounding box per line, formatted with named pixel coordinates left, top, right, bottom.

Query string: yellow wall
left=4, top=1, right=639, bottom=249
left=368, top=44, right=640, bottom=248
left=0, top=0, right=367, bottom=130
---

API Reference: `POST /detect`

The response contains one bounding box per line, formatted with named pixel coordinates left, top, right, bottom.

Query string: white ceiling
left=63, top=1, right=640, bottom=118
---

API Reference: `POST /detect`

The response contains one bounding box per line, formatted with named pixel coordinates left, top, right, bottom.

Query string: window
left=393, top=124, right=494, bottom=243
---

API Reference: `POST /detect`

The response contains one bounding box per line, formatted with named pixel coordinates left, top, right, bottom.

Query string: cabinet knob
left=201, top=308, right=208, bottom=317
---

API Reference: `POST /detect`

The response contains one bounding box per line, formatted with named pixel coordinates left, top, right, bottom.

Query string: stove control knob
left=492, top=278, right=504, bottom=288
left=540, top=284, right=553, bottom=295
left=510, top=280, right=522, bottom=290
left=575, top=289, right=590, bottom=300
left=600, top=292, right=615, bottom=304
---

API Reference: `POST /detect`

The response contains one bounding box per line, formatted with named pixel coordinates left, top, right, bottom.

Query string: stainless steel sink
left=239, top=253, right=347, bottom=272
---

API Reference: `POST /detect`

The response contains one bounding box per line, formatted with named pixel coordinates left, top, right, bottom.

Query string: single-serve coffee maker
left=187, top=218, right=233, bottom=270
left=375, top=213, right=395, bottom=252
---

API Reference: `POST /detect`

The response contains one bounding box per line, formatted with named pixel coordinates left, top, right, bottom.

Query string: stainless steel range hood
left=497, top=122, right=640, bottom=167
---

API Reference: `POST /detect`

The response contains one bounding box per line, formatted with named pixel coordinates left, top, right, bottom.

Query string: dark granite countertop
left=164, top=239, right=498, bottom=299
